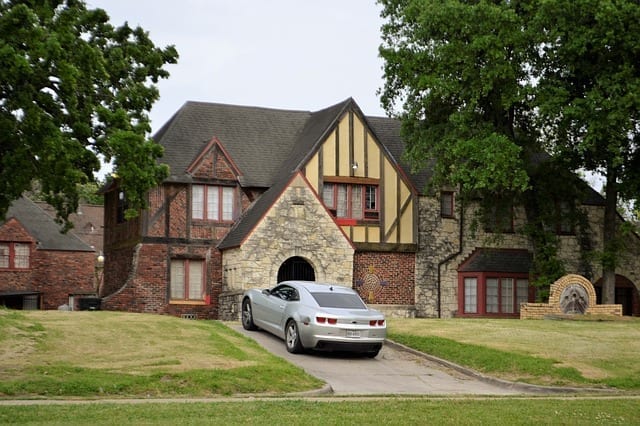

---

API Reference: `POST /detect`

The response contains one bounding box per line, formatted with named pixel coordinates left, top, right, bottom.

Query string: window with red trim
left=192, top=184, right=235, bottom=222
left=322, top=183, right=379, bottom=221
left=170, top=259, right=205, bottom=301
left=0, top=243, right=30, bottom=269
left=441, top=191, right=454, bottom=218
left=460, top=273, right=530, bottom=316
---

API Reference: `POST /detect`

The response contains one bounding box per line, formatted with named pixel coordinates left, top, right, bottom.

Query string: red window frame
left=441, top=191, right=454, bottom=218
left=0, top=242, right=31, bottom=270
left=170, top=259, right=205, bottom=302
left=458, top=272, right=530, bottom=317
left=192, top=184, right=235, bottom=222
left=322, top=182, right=379, bottom=222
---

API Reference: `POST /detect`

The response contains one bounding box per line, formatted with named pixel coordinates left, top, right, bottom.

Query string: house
left=0, top=197, right=97, bottom=309
left=100, top=98, right=640, bottom=319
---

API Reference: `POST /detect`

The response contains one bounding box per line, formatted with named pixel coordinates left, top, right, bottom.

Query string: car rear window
left=310, top=292, right=367, bottom=309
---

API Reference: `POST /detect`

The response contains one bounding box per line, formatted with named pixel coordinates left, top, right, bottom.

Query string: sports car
left=241, top=280, right=386, bottom=357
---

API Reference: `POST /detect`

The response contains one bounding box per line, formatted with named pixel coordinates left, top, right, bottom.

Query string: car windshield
left=310, top=292, right=367, bottom=309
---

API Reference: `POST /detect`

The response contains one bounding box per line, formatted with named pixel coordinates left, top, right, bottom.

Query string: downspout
left=436, top=197, right=464, bottom=318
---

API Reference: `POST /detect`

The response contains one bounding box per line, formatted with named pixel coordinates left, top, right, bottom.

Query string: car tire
left=241, top=299, right=258, bottom=331
left=285, top=320, right=304, bottom=354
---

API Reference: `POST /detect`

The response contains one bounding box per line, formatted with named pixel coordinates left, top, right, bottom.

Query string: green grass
left=388, top=318, right=640, bottom=390
left=2, top=310, right=639, bottom=424
left=390, top=334, right=588, bottom=387
left=0, top=399, right=637, bottom=425
left=0, top=309, right=323, bottom=397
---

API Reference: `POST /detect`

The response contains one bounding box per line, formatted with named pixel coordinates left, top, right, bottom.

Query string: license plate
left=346, top=330, right=360, bottom=338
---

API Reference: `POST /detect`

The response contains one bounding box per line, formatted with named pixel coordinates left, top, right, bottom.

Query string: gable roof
left=3, top=197, right=94, bottom=252
left=153, top=101, right=311, bottom=187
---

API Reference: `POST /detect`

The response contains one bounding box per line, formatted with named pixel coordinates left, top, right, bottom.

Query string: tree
left=379, top=0, right=640, bottom=303
left=0, top=0, right=177, bottom=230
left=378, top=0, right=532, bottom=197
left=532, top=0, right=640, bottom=303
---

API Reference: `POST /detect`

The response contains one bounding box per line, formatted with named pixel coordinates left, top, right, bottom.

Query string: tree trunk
left=601, top=167, right=618, bottom=304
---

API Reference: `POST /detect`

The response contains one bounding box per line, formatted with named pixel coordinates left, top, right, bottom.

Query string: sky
left=87, top=0, right=388, bottom=135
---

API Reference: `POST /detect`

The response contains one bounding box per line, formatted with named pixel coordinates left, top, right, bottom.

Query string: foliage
left=378, top=0, right=640, bottom=297
left=378, top=0, right=534, bottom=196
left=0, top=0, right=177, bottom=230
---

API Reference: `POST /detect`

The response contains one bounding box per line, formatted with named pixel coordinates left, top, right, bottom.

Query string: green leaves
left=0, top=0, right=178, bottom=227
left=380, top=0, right=536, bottom=198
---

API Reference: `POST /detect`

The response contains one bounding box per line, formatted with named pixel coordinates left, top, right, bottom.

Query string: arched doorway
left=594, top=275, right=640, bottom=316
left=277, top=256, right=315, bottom=283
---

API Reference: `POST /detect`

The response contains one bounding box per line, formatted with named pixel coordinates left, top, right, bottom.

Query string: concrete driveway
left=231, top=324, right=523, bottom=396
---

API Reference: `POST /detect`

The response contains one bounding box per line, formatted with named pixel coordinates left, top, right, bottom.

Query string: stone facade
left=416, top=194, right=640, bottom=318
left=222, top=174, right=354, bottom=294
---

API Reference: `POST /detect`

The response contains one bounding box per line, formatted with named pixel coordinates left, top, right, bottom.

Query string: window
left=460, top=274, right=530, bottom=316
left=310, top=292, right=367, bottom=309
left=170, top=259, right=204, bottom=301
left=322, top=183, right=379, bottom=221
left=0, top=243, right=30, bottom=269
left=441, top=191, right=454, bottom=218
left=192, top=185, right=235, bottom=221
left=464, top=277, right=478, bottom=313
left=484, top=204, right=514, bottom=233
left=486, top=278, right=517, bottom=313
left=557, top=201, right=574, bottom=235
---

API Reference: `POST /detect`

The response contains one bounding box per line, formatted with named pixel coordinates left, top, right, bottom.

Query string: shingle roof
left=153, top=101, right=311, bottom=187
left=4, top=198, right=94, bottom=252
left=458, top=248, right=532, bottom=273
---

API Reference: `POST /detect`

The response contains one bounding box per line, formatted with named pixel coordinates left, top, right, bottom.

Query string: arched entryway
left=277, top=256, right=315, bottom=282
left=594, top=275, right=640, bottom=316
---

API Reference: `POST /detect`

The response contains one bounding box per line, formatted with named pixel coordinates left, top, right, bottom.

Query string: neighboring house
left=100, top=98, right=640, bottom=319
left=36, top=202, right=104, bottom=254
left=0, top=197, right=97, bottom=309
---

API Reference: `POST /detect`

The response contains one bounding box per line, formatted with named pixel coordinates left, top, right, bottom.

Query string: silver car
left=241, top=281, right=386, bottom=357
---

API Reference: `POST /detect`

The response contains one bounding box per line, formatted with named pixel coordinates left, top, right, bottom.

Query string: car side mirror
left=262, top=289, right=271, bottom=296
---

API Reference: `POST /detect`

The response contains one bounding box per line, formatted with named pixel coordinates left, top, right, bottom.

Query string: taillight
left=378, top=319, right=385, bottom=326
left=316, top=316, right=337, bottom=325
left=370, top=319, right=386, bottom=326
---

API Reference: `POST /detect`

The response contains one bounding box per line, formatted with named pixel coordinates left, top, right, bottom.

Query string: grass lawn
left=388, top=317, right=640, bottom=389
left=0, top=309, right=323, bottom=397
left=2, top=309, right=639, bottom=424
left=1, top=398, right=638, bottom=425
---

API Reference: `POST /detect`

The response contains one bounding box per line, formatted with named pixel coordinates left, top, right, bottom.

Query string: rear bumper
left=299, top=323, right=386, bottom=353
left=312, top=340, right=383, bottom=353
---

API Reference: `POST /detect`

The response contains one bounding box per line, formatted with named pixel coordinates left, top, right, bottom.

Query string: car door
left=261, top=285, right=296, bottom=338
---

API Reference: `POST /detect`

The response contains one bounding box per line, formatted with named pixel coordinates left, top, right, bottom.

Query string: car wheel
left=285, top=320, right=304, bottom=354
left=241, top=299, right=257, bottom=331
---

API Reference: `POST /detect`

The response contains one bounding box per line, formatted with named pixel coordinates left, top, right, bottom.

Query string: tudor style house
left=0, top=197, right=97, bottom=309
left=100, top=98, right=640, bottom=319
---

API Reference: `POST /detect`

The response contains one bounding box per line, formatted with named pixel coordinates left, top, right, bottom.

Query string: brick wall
left=354, top=252, right=415, bottom=305
left=102, top=243, right=221, bottom=319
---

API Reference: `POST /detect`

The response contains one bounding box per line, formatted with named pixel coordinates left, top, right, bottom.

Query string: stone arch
left=277, top=256, right=316, bottom=282
left=548, top=274, right=597, bottom=310
left=594, top=274, right=640, bottom=316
